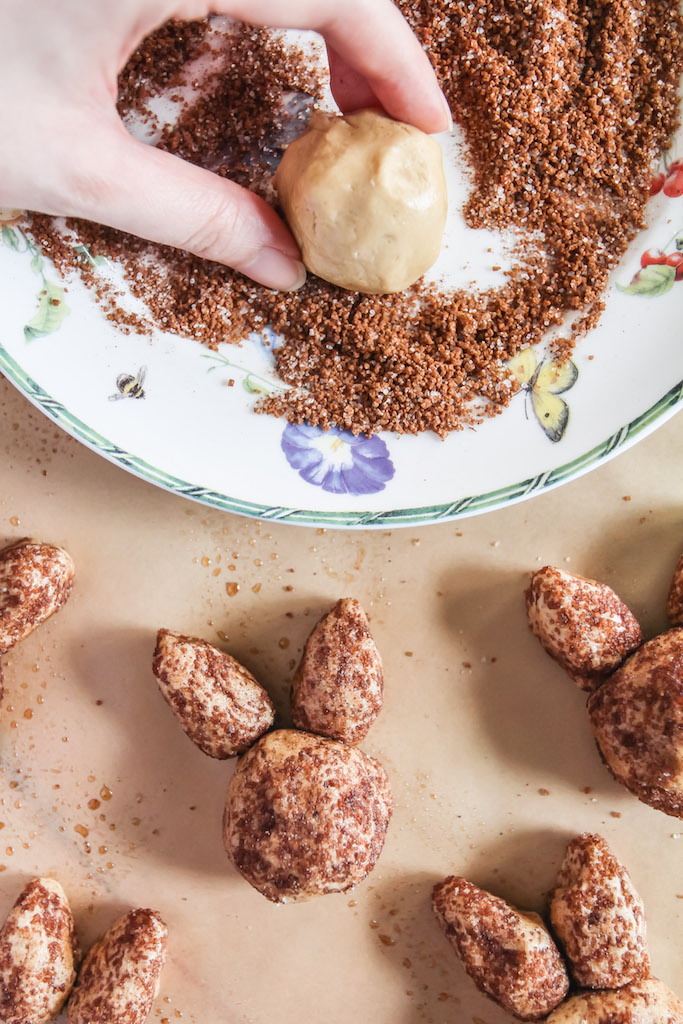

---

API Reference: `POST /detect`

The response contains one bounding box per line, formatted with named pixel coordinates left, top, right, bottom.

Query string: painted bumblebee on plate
left=109, top=366, right=147, bottom=401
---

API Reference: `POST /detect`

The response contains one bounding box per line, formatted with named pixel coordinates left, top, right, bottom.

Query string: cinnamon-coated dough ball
left=292, top=598, right=383, bottom=744
left=587, top=628, right=683, bottom=818
left=545, top=979, right=683, bottom=1024
left=275, top=109, right=447, bottom=294
left=432, top=876, right=569, bottom=1020
left=223, top=729, right=392, bottom=902
left=152, top=629, right=274, bottom=758
left=549, top=834, right=649, bottom=988
left=0, top=878, right=77, bottom=1024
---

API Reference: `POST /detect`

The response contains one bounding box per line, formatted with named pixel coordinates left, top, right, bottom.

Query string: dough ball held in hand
left=275, top=110, right=447, bottom=295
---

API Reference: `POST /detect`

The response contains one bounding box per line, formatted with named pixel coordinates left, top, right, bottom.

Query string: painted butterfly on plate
left=506, top=348, right=578, bottom=442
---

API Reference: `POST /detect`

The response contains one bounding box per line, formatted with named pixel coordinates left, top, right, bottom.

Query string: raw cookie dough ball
left=275, top=109, right=447, bottom=294
left=223, top=729, right=392, bottom=902
left=587, top=628, right=683, bottom=818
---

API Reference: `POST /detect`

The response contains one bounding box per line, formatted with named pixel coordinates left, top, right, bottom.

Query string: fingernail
left=241, top=248, right=307, bottom=291
left=439, top=91, right=454, bottom=132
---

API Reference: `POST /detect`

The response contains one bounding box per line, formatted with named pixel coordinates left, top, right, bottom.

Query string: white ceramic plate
left=1, top=93, right=681, bottom=528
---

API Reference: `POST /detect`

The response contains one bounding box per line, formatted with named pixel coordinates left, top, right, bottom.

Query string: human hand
left=0, top=1, right=450, bottom=290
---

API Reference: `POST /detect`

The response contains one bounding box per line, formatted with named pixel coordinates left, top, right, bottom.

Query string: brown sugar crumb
left=116, top=18, right=208, bottom=120
left=24, top=7, right=683, bottom=437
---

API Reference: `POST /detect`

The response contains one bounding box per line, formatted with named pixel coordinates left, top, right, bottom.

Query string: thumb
left=66, top=126, right=307, bottom=291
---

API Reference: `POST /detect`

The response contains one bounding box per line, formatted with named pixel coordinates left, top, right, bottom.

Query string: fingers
left=325, top=45, right=380, bottom=114
left=65, top=125, right=306, bottom=290
left=211, top=0, right=451, bottom=133
left=322, top=1, right=452, bottom=133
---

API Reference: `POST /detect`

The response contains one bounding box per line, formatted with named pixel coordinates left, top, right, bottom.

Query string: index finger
left=206, top=0, right=451, bottom=133
left=321, top=0, right=452, bottom=132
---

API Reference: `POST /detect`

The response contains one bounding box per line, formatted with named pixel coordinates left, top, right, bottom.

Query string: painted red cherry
left=665, top=251, right=683, bottom=280
left=641, top=247, right=668, bottom=267
left=650, top=171, right=666, bottom=196
left=663, top=169, right=683, bottom=198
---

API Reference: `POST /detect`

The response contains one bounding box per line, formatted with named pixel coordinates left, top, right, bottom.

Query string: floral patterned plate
left=0, top=116, right=681, bottom=528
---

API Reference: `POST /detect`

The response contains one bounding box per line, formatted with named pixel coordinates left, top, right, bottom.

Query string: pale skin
left=0, top=1, right=450, bottom=290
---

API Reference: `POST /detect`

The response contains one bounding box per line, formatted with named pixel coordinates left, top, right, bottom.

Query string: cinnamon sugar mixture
left=27, top=3, right=682, bottom=436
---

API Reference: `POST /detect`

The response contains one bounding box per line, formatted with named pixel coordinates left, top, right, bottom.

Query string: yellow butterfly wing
left=507, top=351, right=578, bottom=441
left=531, top=389, right=569, bottom=442
left=534, top=358, right=578, bottom=395
left=506, top=348, right=538, bottom=387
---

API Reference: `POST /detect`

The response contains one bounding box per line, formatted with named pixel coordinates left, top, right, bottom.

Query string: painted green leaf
left=243, top=374, right=272, bottom=395
left=74, top=243, right=109, bottom=269
left=29, top=251, right=44, bottom=275
left=2, top=225, right=20, bottom=251
left=24, top=280, right=70, bottom=340
left=616, top=264, right=675, bottom=297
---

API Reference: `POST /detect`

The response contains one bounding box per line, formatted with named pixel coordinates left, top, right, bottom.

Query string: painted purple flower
left=254, top=325, right=283, bottom=358
left=281, top=423, right=395, bottom=495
